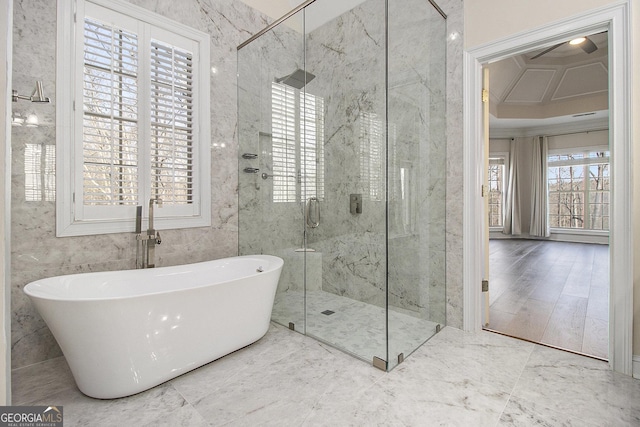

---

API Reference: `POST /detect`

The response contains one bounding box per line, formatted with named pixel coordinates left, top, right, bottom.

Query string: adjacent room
left=484, top=32, right=610, bottom=360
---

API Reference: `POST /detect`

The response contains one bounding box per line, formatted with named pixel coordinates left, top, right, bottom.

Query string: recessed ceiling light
left=569, top=37, right=586, bottom=45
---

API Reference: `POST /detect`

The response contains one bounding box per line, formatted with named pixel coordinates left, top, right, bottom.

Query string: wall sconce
left=12, top=81, right=51, bottom=103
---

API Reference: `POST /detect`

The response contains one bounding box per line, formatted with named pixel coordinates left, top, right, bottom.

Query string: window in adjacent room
left=547, top=149, right=610, bottom=231
left=488, top=155, right=507, bottom=229
left=56, top=0, right=211, bottom=236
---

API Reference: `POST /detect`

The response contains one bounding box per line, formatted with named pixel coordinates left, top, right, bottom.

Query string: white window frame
left=547, top=145, right=610, bottom=234
left=56, top=0, right=211, bottom=236
left=488, top=152, right=508, bottom=231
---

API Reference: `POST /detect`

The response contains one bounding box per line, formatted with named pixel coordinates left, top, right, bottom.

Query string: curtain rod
left=491, top=128, right=609, bottom=140
left=544, top=128, right=608, bottom=138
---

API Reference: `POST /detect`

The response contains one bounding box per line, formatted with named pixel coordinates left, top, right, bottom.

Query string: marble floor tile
left=510, top=345, right=640, bottom=426
left=405, top=327, right=535, bottom=391
left=12, top=355, right=76, bottom=405
left=498, top=395, right=600, bottom=426
left=26, top=383, right=188, bottom=427
left=11, top=322, right=640, bottom=427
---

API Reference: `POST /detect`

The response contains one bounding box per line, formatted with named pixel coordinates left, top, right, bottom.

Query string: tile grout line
left=493, top=341, right=537, bottom=427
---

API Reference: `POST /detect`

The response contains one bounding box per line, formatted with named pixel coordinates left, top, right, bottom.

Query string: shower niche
left=238, top=0, right=447, bottom=370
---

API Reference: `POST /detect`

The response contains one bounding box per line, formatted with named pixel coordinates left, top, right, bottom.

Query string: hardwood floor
left=487, top=239, right=609, bottom=359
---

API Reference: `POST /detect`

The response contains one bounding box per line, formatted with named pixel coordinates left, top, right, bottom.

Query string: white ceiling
left=239, top=1, right=609, bottom=136
left=488, top=32, right=609, bottom=134
left=240, top=0, right=367, bottom=32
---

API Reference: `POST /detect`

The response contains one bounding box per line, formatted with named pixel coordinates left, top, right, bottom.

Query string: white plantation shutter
left=57, top=0, right=210, bottom=236
left=360, top=112, right=384, bottom=201
left=149, top=40, right=194, bottom=205
left=271, top=82, right=324, bottom=203
left=300, top=91, right=324, bottom=201
left=82, top=18, right=139, bottom=206
left=271, top=82, right=297, bottom=203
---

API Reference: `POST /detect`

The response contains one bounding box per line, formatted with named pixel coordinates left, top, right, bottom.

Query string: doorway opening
left=463, top=2, right=632, bottom=374
left=482, top=33, right=610, bottom=360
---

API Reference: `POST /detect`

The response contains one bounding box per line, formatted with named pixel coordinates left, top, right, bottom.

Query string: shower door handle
left=306, top=197, right=320, bottom=228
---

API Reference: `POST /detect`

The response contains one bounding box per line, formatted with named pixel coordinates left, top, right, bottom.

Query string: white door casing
left=462, top=1, right=633, bottom=374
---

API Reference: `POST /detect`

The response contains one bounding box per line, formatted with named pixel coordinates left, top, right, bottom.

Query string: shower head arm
left=12, top=81, right=51, bottom=103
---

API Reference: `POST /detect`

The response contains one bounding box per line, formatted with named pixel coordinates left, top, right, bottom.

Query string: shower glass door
left=239, top=0, right=447, bottom=371
left=237, top=9, right=307, bottom=332
left=301, top=0, right=387, bottom=365
left=386, top=0, right=447, bottom=370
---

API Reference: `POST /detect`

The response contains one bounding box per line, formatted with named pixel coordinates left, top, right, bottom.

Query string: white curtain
left=530, top=136, right=550, bottom=237
left=503, top=138, right=521, bottom=235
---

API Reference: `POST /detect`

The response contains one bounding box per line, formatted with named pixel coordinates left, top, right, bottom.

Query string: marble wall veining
left=238, top=0, right=456, bottom=334
left=12, top=0, right=464, bottom=370
left=10, top=0, right=270, bottom=369
left=439, top=0, right=464, bottom=329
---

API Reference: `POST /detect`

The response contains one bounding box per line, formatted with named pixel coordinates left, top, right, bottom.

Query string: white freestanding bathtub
left=24, top=255, right=283, bottom=399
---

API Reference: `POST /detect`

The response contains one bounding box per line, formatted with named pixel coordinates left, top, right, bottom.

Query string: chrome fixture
left=261, top=172, right=295, bottom=180
left=261, top=170, right=302, bottom=182
left=350, top=194, right=362, bottom=215
left=242, top=153, right=258, bottom=159
left=135, top=198, right=162, bottom=268
left=275, top=68, right=316, bottom=90
left=305, top=197, right=320, bottom=228
left=243, top=167, right=260, bottom=174
left=12, top=81, right=51, bottom=103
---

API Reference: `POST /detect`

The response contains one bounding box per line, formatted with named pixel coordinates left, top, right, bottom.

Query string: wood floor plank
left=541, top=294, right=588, bottom=352
left=582, top=316, right=608, bottom=359
left=561, top=263, right=592, bottom=299
left=503, top=298, right=555, bottom=342
left=488, top=239, right=609, bottom=360
left=486, top=308, right=514, bottom=332
left=586, top=286, right=609, bottom=321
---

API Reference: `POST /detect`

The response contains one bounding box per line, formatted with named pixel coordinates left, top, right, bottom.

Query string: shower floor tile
left=272, top=290, right=440, bottom=366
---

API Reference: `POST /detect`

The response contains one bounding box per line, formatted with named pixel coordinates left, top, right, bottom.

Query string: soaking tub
left=23, top=255, right=284, bottom=399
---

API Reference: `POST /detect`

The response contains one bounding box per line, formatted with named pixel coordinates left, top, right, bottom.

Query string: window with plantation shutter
left=82, top=18, right=139, bottom=207
left=270, top=82, right=324, bottom=203
left=360, top=112, right=384, bottom=201
left=57, top=0, right=210, bottom=236
left=149, top=41, right=194, bottom=205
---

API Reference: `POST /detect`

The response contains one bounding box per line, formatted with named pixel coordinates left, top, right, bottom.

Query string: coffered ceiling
left=488, top=32, right=609, bottom=133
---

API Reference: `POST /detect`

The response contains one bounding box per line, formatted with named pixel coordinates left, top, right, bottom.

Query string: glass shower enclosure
left=238, top=0, right=447, bottom=370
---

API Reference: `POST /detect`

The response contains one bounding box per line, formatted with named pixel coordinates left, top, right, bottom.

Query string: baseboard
left=632, top=355, right=640, bottom=379
left=488, top=232, right=609, bottom=245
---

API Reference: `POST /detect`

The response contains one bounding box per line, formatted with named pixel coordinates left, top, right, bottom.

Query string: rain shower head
left=275, top=69, right=316, bottom=89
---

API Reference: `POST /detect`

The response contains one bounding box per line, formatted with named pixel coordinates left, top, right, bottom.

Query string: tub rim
left=23, top=254, right=284, bottom=302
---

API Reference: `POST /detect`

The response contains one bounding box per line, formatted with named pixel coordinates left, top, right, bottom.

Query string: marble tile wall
left=10, top=0, right=270, bottom=369
left=12, top=0, right=463, bottom=370
left=237, top=9, right=311, bottom=302
left=238, top=0, right=459, bottom=332
left=304, top=0, right=388, bottom=308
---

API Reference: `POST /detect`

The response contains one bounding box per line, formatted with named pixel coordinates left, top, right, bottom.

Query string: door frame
left=462, top=1, right=633, bottom=374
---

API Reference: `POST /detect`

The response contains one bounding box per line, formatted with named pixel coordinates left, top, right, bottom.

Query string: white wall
left=466, top=0, right=640, bottom=356
left=465, top=0, right=621, bottom=48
